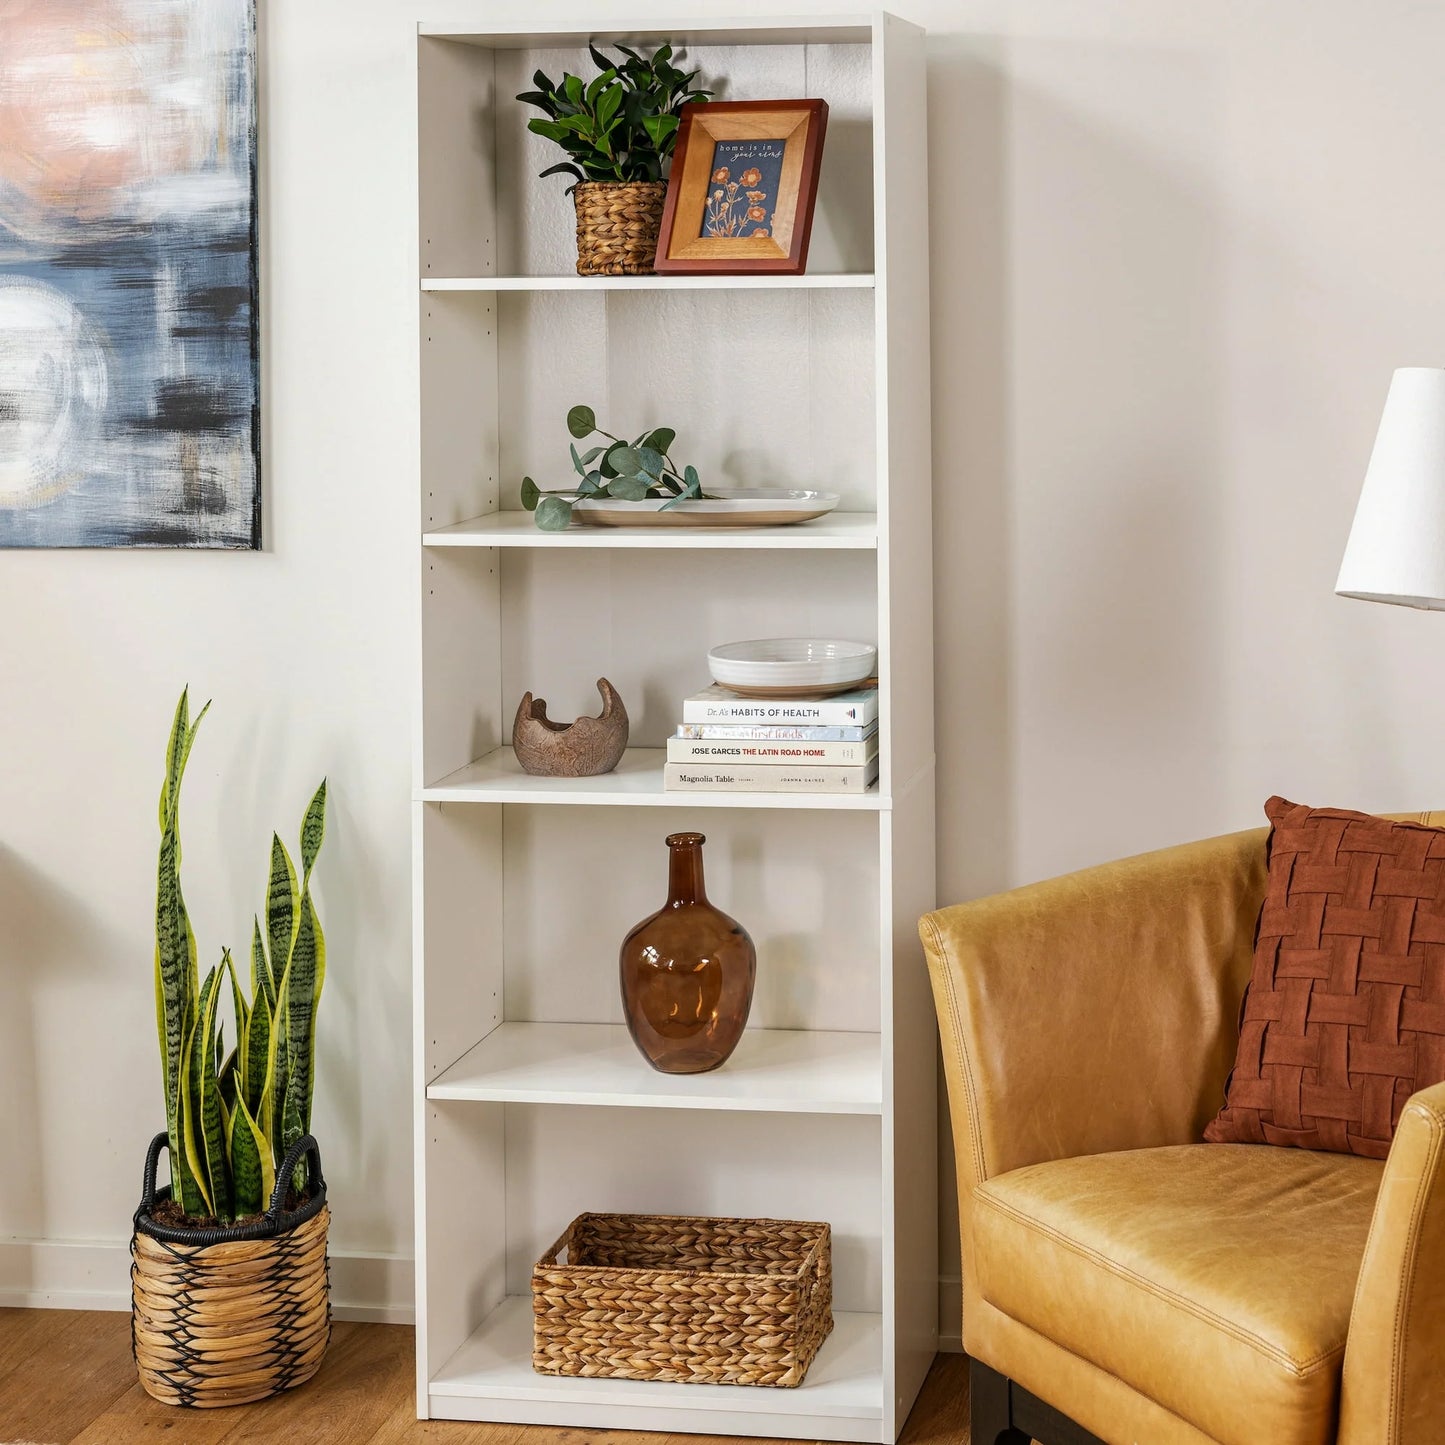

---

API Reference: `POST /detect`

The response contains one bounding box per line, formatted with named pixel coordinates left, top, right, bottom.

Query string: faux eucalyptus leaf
left=642, top=427, right=675, bottom=456
left=610, top=445, right=643, bottom=478
left=638, top=447, right=665, bottom=478
left=535, top=496, right=574, bottom=530
left=566, top=405, right=595, bottom=439
left=520, top=477, right=540, bottom=511
left=608, top=474, right=649, bottom=501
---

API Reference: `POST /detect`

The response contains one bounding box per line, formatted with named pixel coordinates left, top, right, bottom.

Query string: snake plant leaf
left=197, top=968, right=231, bottom=1221
left=264, top=967, right=290, bottom=1157
left=251, top=917, right=274, bottom=1013
left=300, top=779, right=327, bottom=884
left=282, top=1072, right=306, bottom=1192
left=244, top=989, right=271, bottom=1118
left=285, top=892, right=326, bottom=1140
left=180, top=1017, right=212, bottom=1217
left=230, top=1094, right=273, bottom=1218
left=267, top=835, right=299, bottom=993
left=223, top=948, right=248, bottom=1049
left=155, top=690, right=208, bottom=1217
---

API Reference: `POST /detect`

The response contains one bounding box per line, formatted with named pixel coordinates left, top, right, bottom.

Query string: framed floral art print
left=654, top=99, right=829, bottom=275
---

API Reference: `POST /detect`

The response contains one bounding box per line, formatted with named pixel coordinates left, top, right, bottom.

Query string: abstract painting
left=0, top=0, right=259, bottom=549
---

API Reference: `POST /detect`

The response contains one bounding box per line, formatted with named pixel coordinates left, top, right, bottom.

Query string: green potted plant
left=517, top=41, right=709, bottom=275
left=130, top=689, right=332, bottom=1408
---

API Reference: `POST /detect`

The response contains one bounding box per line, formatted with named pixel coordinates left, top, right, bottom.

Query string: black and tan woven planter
left=533, top=1212, right=833, bottom=1387
left=573, top=180, right=666, bottom=276
left=130, top=1131, right=331, bottom=1408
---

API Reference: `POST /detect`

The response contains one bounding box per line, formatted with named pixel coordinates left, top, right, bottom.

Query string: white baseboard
left=4, top=1240, right=954, bottom=1348
left=0, top=1238, right=414, bottom=1324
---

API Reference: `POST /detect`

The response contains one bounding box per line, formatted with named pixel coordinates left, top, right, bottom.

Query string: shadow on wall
left=925, top=29, right=1229, bottom=1343
left=0, top=843, right=116, bottom=1239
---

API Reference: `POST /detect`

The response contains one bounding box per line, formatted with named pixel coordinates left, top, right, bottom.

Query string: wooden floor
left=0, top=1310, right=970, bottom=1445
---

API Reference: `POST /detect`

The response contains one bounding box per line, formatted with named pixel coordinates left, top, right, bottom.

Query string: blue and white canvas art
left=0, top=0, right=259, bottom=548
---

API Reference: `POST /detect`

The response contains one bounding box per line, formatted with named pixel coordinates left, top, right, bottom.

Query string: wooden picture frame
left=654, top=99, right=829, bottom=275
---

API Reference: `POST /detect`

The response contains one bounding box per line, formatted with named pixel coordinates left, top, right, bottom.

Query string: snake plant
left=155, top=689, right=327, bottom=1222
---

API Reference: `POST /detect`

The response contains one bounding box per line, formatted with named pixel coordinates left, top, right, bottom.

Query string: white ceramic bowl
left=707, top=638, right=877, bottom=697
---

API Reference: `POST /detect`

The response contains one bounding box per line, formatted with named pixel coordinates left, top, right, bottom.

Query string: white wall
left=5, top=0, right=1445, bottom=1331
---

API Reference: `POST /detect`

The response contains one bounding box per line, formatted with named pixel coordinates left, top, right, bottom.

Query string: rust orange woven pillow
left=1205, top=796, right=1445, bottom=1158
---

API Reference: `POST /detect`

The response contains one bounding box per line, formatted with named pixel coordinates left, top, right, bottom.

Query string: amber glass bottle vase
left=619, top=832, right=756, bottom=1074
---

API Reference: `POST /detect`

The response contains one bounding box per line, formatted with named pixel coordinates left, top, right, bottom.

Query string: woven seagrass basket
left=131, top=1132, right=331, bottom=1408
left=532, top=1212, right=833, bottom=1387
left=573, top=181, right=666, bottom=276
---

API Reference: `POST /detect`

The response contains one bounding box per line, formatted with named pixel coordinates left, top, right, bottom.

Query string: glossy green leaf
left=284, top=894, right=325, bottom=1143
left=244, top=986, right=270, bottom=1117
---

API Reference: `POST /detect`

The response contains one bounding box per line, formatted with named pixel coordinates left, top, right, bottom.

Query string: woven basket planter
left=573, top=181, right=666, bottom=276
left=131, top=1131, right=331, bottom=1408
left=532, top=1212, right=833, bottom=1387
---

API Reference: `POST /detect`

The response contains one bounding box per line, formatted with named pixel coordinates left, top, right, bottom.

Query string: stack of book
left=663, top=684, right=880, bottom=794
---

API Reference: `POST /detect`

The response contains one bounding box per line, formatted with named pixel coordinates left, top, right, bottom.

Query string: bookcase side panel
left=422, top=292, right=500, bottom=530
left=880, top=780, right=938, bottom=1438
left=873, top=15, right=933, bottom=800
left=418, top=36, right=497, bottom=279
left=422, top=1099, right=506, bottom=1410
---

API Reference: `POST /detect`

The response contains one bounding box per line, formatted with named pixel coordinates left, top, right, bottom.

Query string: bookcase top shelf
left=423, top=511, right=878, bottom=550
left=418, top=16, right=878, bottom=49
left=421, top=274, right=877, bottom=292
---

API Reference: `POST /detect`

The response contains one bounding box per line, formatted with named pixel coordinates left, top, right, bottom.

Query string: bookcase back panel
left=498, top=548, right=878, bottom=749
left=502, top=806, right=880, bottom=1032
left=490, top=42, right=873, bottom=278
left=502, top=1104, right=883, bottom=1312
left=497, top=288, right=877, bottom=514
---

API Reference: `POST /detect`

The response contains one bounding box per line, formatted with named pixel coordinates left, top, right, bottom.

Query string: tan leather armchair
left=921, top=820, right=1445, bottom=1445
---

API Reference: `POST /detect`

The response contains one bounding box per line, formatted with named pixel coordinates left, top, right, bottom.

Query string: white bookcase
left=412, top=13, right=935, bottom=1441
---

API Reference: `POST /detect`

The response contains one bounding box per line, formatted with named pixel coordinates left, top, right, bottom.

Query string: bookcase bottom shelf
left=428, top=1295, right=886, bottom=1441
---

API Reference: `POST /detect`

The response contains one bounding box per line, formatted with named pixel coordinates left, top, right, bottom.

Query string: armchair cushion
left=974, top=1143, right=1383, bottom=1445
left=1206, top=797, right=1445, bottom=1158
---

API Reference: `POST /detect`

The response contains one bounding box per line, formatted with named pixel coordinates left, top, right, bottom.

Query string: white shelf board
left=430, top=1296, right=883, bottom=1436
left=428, top=1023, right=882, bottom=1114
left=423, top=511, right=878, bottom=550
left=419, top=748, right=886, bottom=810
left=421, top=273, right=875, bottom=292
left=419, top=17, right=873, bottom=49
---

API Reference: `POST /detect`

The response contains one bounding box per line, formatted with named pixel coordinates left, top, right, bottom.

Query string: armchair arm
left=921, top=826, right=1267, bottom=1196
left=1339, top=1080, right=1445, bottom=1445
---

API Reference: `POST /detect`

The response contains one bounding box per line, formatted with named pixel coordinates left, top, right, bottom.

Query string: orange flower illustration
left=747, top=206, right=766, bottom=221
left=753, top=228, right=769, bottom=237
left=712, top=166, right=729, bottom=183
left=739, top=167, right=762, bottom=187
left=746, top=190, right=766, bottom=203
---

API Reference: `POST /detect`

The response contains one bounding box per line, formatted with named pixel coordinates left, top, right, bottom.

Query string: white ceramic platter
left=707, top=638, right=878, bottom=698
left=572, top=488, right=840, bottom=528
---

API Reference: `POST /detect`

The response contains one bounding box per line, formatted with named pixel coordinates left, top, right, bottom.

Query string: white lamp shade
left=1337, top=367, right=1445, bottom=609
